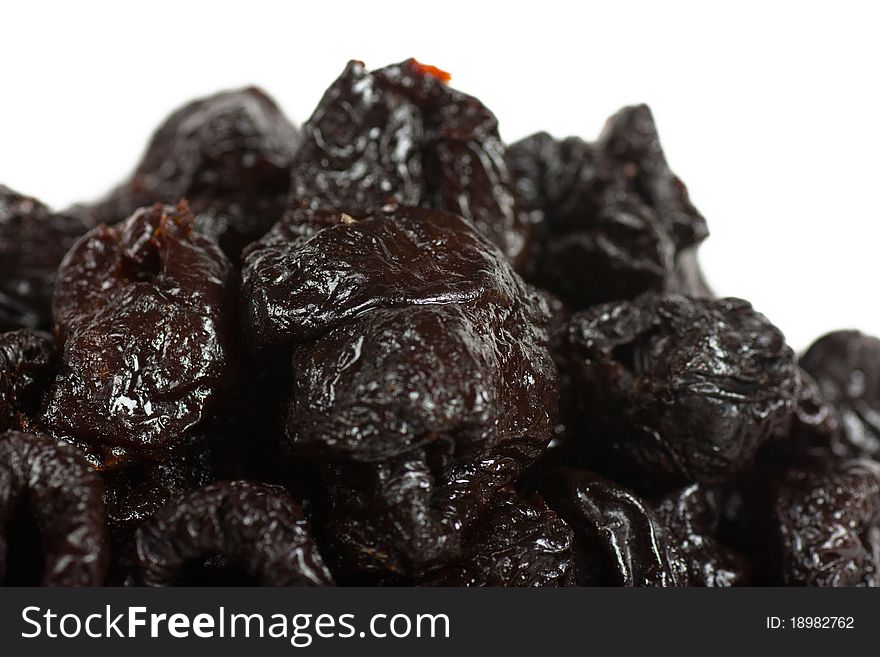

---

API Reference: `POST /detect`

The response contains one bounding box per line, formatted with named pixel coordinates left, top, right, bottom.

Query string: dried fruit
left=0, top=329, right=55, bottom=432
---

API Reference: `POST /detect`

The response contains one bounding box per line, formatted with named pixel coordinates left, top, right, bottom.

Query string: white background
left=1, top=0, right=877, bottom=350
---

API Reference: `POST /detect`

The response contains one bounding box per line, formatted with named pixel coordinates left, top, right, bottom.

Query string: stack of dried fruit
left=1, top=59, right=877, bottom=586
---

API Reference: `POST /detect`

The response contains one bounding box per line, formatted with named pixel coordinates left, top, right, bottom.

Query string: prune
left=0, top=431, right=108, bottom=586
left=133, top=480, right=333, bottom=586
left=288, top=59, right=529, bottom=268
left=560, top=293, right=799, bottom=488
left=507, top=106, right=709, bottom=309
left=533, top=467, right=681, bottom=586
left=0, top=330, right=55, bottom=432
left=653, top=484, right=749, bottom=586
left=40, top=203, right=236, bottom=463
left=84, top=88, right=299, bottom=258
left=0, top=185, right=89, bottom=331
left=742, top=460, right=880, bottom=586
left=800, top=330, right=880, bottom=460
left=418, top=492, right=576, bottom=587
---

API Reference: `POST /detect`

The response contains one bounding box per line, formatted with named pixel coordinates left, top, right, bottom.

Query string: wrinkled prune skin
left=418, top=492, right=575, bottom=587
left=133, top=480, right=333, bottom=586
left=653, top=484, right=749, bottom=586
left=0, top=330, right=55, bottom=432
left=561, top=294, right=799, bottom=488
left=507, top=106, right=709, bottom=309
left=533, top=467, right=681, bottom=586
left=0, top=185, right=89, bottom=331
left=0, top=431, right=108, bottom=586
left=737, top=460, right=880, bottom=586
left=84, top=88, right=299, bottom=258
left=41, top=203, right=236, bottom=462
left=288, top=59, right=529, bottom=268
left=800, top=330, right=880, bottom=460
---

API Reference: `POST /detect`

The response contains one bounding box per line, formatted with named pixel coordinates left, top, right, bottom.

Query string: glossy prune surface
left=0, top=330, right=55, bottom=432
left=0, top=431, right=108, bottom=585
left=560, top=293, right=800, bottom=488
left=0, top=185, right=89, bottom=331
left=133, top=480, right=333, bottom=586
left=84, top=88, right=299, bottom=258
left=41, top=203, right=236, bottom=462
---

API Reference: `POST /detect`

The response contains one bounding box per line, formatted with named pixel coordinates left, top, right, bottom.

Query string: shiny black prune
left=533, top=467, right=681, bottom=586
left=745, top=460, right=880, bottom=586
left=561, top=293, right=799, bottom=488
left=800, top=330, right=880, bottom=460
left=0, top=185, right=89, bottom=331
left=653, top=484, right=749, bottom=587
left=288, top=59, right=529, bottom=268
left=133, top=480, right=333, bottom=586
left=40, top=203, right=236, bottom=464
left=418, top=492, right=575, bottom=587
left=84, top=88, right=299, bottom=258
left=0, top=329, right=55, bottom=432
left=0, top=431, right=108, bottom=586
left=507, top=106, right=709, bottom=309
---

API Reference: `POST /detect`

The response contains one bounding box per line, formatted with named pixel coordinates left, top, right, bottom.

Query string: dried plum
left=0, top=329, right=55, bottom=432
left=418, top=492, right=576, bottom=587
left=41, top=203, right=236, bottom=463
left=84, top=88, right=299, bottom=258
left=0, top=431, right=108, bottom=586
left=133, top=480, right=333, bottom=586
left=800, top=330, right=880, bottom=460
left=560, top=293, right=799, bottom=488
left=507, top=106, right=709, bottom=309
left=0, top=185, right=89, bottom=331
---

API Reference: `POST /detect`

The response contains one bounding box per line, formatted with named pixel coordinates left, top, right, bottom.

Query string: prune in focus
left=0, top=185, right=89, bottom=331
left=0, top=330, right=55, bottom=432
left=561, top=294, right=800, bottom=488
left=0, top=431, right=108, bottom=586
left=418, top=492, right=576, bottom=587
left=533, top=467, right=681, bottom=586
left=85, top=88, right=299, bottom=258
left=133, top=480, right=333, bottom=586
left=653, top=484, right=749, bottom=586
left=800, top=330, right=880, bottom=460
left=41, top=203, right=235, bottom=462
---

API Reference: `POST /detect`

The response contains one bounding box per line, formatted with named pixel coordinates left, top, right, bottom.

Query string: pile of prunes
left=1, top=59, right=877, bottom=587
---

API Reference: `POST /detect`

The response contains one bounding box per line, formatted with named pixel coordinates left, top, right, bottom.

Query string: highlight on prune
left=0, top=431, right=108, bottom=586
left=506, top=105, right=709, bottom=309
left=132, top=480, right=333, bottom=586
left=82, top=87, right=300, bottom=259
left=0, top=57, right=873, bottom=588
left=40, top=202, right=236, bottom=466
left=0, top=185, right=89, bottom=331
left=559, top=293, right=800, bottom=489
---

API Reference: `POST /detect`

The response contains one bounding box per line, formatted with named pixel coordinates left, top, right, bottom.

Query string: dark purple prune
left=653, top=484, right=749, bottom=587
left=507, top=106, right=709, bottom=309
left=40, top=203, right=236, bottom=463
left=0, top=185, right=89, bottom=331
left=0, top=431, right=108, bottom=586
left=0, top=329, right=55, bottom=432
left=533, top=467, right=681, bottom=586
left=560, top=293, right=799, bottom=488
left=418, top=492, right=575, bottom=587
left=133, top=480, right=333, bottom=586
left=800, top=330, right=880, bottom=460
left=84, top=88, right=299, bottom=258
left=288, top=59, right=529, bottom=268
left=741, top=460, right=880, bottom=586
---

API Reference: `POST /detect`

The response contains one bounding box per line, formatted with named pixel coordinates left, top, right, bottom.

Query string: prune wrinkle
left=133, top=481, right=333, bottom=586
left=0, top=431, right=108, bottom=586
